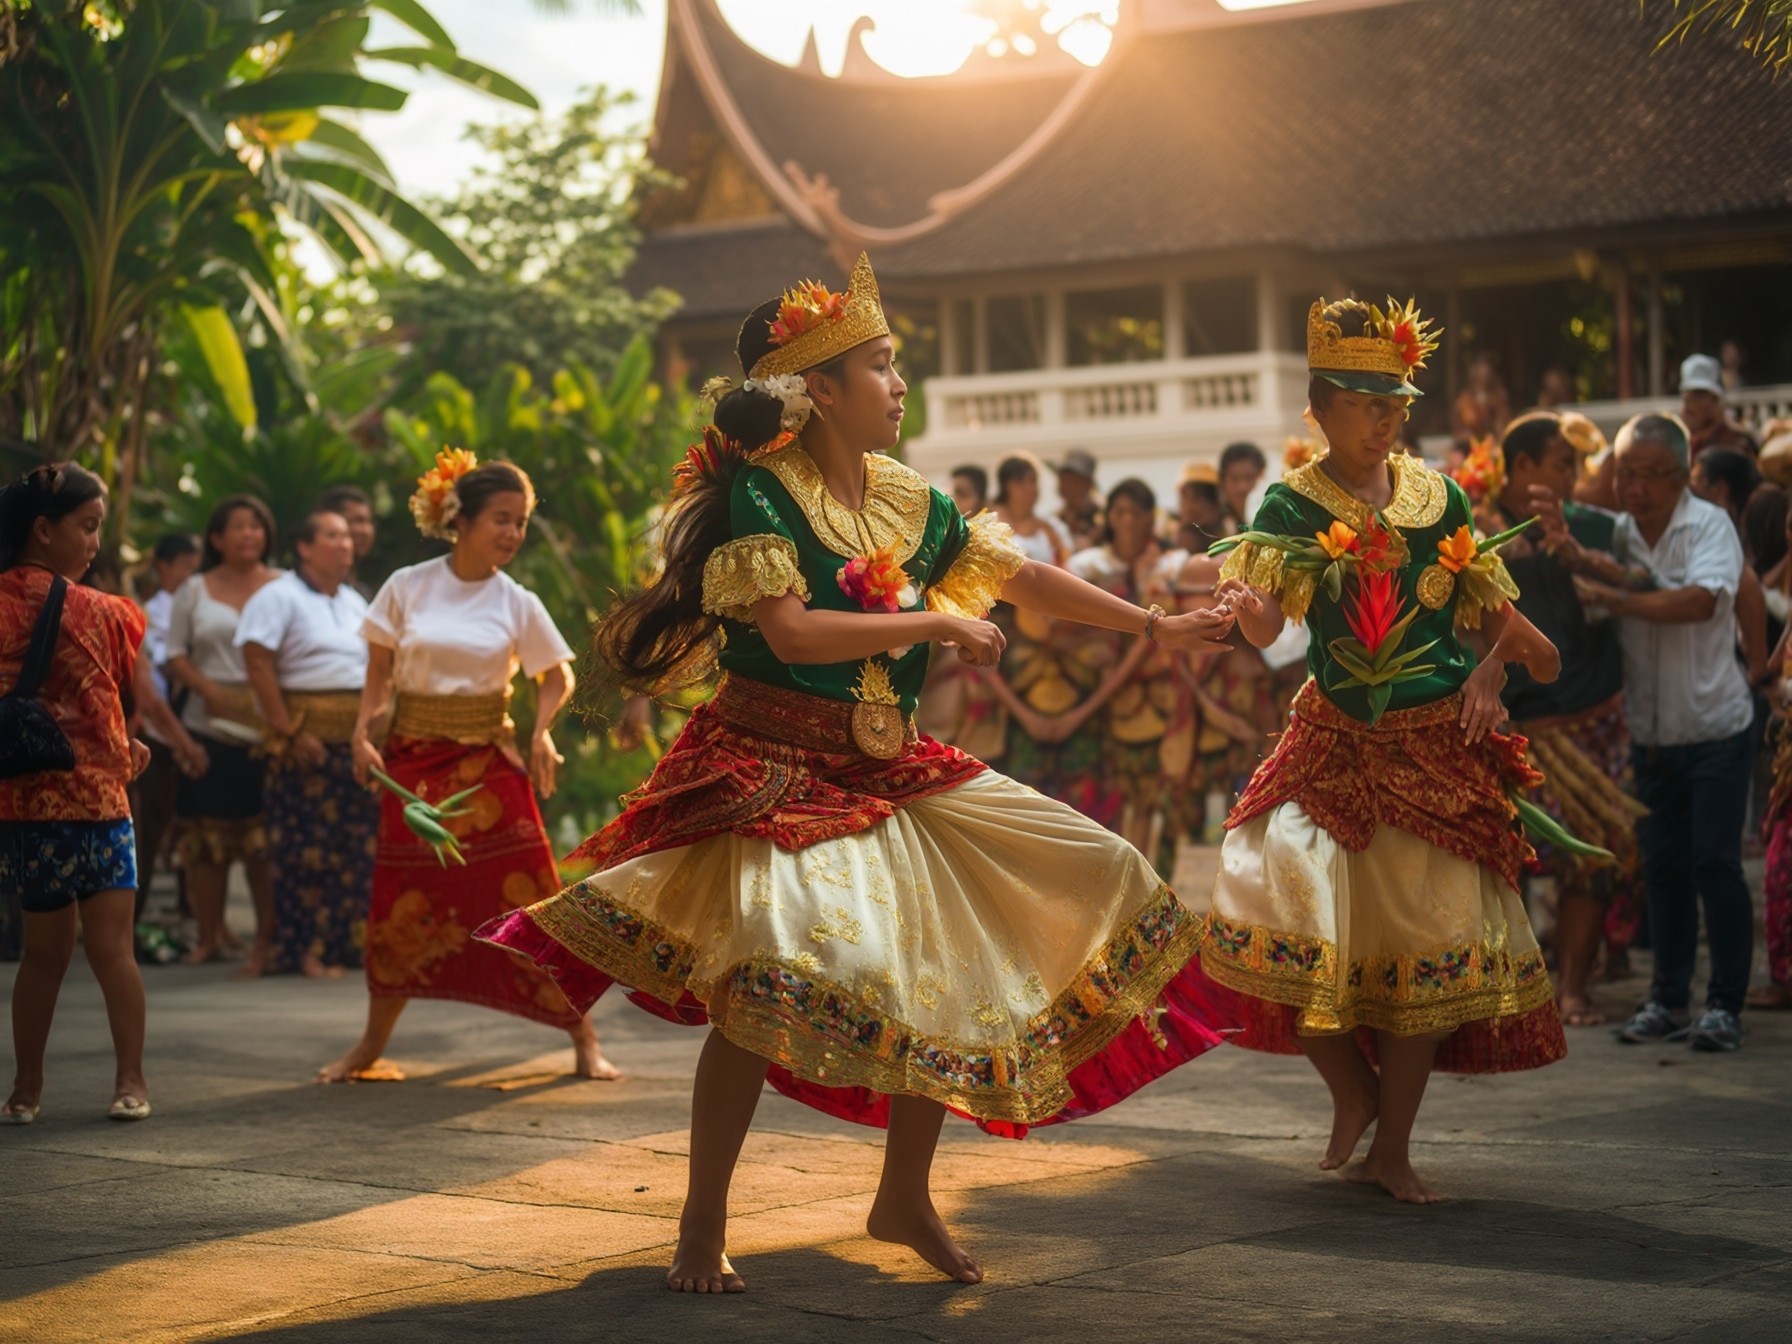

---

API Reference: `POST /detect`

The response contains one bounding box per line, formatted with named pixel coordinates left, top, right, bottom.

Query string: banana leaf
left=1511, top=792, right=1616, bottom=862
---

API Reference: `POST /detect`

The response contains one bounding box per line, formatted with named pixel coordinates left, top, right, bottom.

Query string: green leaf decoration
left=1479, top=516, right=1539, bottom=552
left=1324, top=561, right=1343, bottom=602
left=1366, top=682, right=1393, bottom=724
left=1511, top=792, right=1616, bottom=862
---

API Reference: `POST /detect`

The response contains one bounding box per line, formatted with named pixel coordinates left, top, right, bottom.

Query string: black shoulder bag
left=0, top=574, right=78, bottom=779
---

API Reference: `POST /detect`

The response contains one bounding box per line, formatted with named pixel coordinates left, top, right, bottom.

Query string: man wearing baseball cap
left=1052, top=448, right=1103, bottom=552
left=1680, top=353, right=1759, bottom=460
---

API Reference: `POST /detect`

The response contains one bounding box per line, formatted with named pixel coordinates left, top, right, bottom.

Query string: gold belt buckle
left=849, top=702, right=904, bottom=759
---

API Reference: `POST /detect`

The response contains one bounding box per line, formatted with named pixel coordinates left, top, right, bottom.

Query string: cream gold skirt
left=500, top=770, right=1225, bottom=1129
left=1202, top=801, right=1554, bottom=1038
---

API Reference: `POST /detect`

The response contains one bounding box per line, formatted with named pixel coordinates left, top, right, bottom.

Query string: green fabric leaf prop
left=1511, top=792, right=1616, bottom=863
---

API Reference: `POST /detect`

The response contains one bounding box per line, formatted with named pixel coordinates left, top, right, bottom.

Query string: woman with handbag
left=0, top=463, right=154, bottom=1124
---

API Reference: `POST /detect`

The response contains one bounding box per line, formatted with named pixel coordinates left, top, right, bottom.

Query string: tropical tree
left=0, top=0, right=533, bottom=541
left=1644, top=0, right=1792, bottom=73
left=362, top=88, right=679, bottom=398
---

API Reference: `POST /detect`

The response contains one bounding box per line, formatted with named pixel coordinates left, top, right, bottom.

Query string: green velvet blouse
left=699, top=442, right=1025, bottom=715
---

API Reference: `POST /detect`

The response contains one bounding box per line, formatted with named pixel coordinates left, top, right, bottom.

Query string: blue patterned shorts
left=0, top=819, right=138, bottom=913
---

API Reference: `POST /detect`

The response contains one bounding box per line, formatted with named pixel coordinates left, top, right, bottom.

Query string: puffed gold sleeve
left=701, top=534, right=811, bottom=624
left=1219, top=541, right=1317, bottom=625
left=926, top=513, right=1027, bottom=620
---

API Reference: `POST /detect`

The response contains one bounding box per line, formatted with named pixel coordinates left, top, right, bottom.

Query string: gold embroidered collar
left=758, top=443, right=933, bottom=564
left=1283, top=454, right=1448, bottom=531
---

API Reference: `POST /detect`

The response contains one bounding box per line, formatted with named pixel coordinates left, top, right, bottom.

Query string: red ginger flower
left=1343, top=567, right=1405, bottom=654
left=1354, top=513, right=1400, bottom=572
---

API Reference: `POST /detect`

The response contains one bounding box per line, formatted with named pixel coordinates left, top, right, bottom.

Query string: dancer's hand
left=938, top=616, right=1005, bottom=667
left=292, top=731, right=327, bottom=769
left=1153, top=606, right=1236, bottom=654
left=1459, top=658, right=1508, bottom=745
left=129, top=738, right=150, bottom=780
left=1214, top=579, right=1263, bottom=617
left=351, top=733, right=386, bottom=788
left=530, top=730, right=564, bottom=800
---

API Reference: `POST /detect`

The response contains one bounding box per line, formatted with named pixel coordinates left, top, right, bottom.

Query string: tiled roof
left=631, top=220, right=838, bottom=320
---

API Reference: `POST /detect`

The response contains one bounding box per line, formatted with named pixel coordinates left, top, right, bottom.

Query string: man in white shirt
left=1574, top=413, right=1755, bottom=1052
left=237, top=510, right=375, bottom=977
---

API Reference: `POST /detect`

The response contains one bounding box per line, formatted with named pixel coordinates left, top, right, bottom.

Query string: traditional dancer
left=318, top=457, right=617, bottom=1082
left=1, top=464, right=152, bottom=1122
left=480, top=254, right=1238, bottom=1292
left=1203, top=298, right=1568, bottom=1204
left=237, top=507, right=377, bottom=977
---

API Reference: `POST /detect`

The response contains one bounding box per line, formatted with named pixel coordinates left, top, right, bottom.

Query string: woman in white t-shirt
left=317, top=458, right=617, bottom=1083
left=164, top=496, right=281, bottom=970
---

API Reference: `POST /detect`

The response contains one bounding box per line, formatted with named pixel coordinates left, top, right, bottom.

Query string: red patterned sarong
left=367, top=736, right=579, bottom=1028
left=1228, top=680, right=1542, bottom=893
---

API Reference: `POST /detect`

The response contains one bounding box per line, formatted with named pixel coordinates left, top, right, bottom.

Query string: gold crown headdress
left=747, top=252, right=891, bottom=380
left=1307, top=296, right=1441, bottom=398
left=410, top=447, right=478, bottom=540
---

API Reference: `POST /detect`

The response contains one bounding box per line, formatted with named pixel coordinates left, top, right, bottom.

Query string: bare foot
left=571, top=1024, right=623, bottom=1081
left=235, top=944, right=271, bottom=979
left=184, top=942, right=221, bottom=966
left=1319, top=1083, right=1378, bottom=1170
left=1344, top=1154, right=1444, bottom=1205
left=867, top=1197, right=983, bottom=1283
left=219, top=927, right=246, bottom=952
left=316, top=1048, right=407, bottom=1084
left=1558, top=993, right=1606, bottom=1027
left=1745, top=982, right=1792, bottom=1010
left=666, top=1227, right=746, bottom=1293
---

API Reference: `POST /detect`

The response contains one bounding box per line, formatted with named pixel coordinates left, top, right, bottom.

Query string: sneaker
left=1687, top=1007, right=1745, bottom=1053
left=1615, top=1001, right=1691, bottom=1043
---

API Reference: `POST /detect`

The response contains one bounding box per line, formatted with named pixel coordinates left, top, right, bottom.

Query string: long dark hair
left=593, top=299, right=790, bottom=694
left=0, top=462, right=107, bottom=571
left=200, top=493, right=276, bottom=571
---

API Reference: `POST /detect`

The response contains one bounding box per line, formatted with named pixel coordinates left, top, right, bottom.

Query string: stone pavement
left=2, top=954, right=1790, bottom=1344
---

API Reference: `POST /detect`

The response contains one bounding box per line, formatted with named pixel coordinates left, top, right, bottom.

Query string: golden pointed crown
left=1306, top=296, right=1441, bottom=397
left=748, top=252, right=891, bottom=380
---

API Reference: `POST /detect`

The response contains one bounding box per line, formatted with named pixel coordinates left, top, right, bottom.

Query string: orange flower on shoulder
left=1315, top=521, right=1358, bottom=560
left=1436, top=525, right=1479, bottom=574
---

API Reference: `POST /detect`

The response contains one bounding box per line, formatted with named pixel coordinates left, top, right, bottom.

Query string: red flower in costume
left=838, top=543, right=915, bottom=612
left=1343, top=568, right=1403, bottom=653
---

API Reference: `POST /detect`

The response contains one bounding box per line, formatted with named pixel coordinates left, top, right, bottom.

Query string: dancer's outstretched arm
left=1002, top=560, right=1235, bottom=653
left=754, top=594, right=1007, bottom=666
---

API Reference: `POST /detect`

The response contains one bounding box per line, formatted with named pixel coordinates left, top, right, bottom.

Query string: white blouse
left=362, top=556, right=573, bottom=696
left=166, top=572, right=268, bottom=736
left=234, top=571, right=369, bottom=692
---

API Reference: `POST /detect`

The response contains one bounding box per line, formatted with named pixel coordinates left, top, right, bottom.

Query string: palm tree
left=1645, top=0, right=1792, bottom=74
left=0, top=0, right=535, bottom=541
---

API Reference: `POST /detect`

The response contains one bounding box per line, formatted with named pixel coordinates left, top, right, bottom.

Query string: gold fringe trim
left=701, top=534, right=811, bottom=624
left=1454, top=551, right=1520, bottom=630
left=280, top=690, right=363, bottom=745
left=527, top=881, right=1202, bottom=1125
left=926, top=512, right=1026, bottom=620
left=1199, top=912, right=1555, bottom=1037
left=1219, top=541, right=1315, bottom=625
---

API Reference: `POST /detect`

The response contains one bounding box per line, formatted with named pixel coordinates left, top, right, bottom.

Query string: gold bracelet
left=1143, top=603, right=1166, bottom=642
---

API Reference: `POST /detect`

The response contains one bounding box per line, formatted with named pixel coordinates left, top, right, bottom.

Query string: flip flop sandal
left=2, top=1103, right=41, bottom=1125
left=107, top=1096, right=151, bottom=1121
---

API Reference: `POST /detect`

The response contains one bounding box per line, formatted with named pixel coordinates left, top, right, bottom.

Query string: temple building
left=632, top=0, right=1792, bottom=494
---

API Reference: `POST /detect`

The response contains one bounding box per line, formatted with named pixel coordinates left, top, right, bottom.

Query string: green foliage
left=0, top=0, right=531, bottom=545
left=362, top=88, right=679, bottom=395
left=1643, top=0, right=1792, bottom=73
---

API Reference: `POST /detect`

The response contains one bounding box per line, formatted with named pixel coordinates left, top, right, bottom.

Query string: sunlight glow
left=718, top=1, right=1123, bottom=79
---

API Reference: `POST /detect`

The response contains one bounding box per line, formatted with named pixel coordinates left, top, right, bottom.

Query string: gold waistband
left=710, top=675, right=916, bottom=759
left=391, top=690, right=515, bottom=745
left=283, top=691, right=363, bottom=745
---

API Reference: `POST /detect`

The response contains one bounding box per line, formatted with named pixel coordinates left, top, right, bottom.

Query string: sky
left=354, top=1, right=1316, bottom=201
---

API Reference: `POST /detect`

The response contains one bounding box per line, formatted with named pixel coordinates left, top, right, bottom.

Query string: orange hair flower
left=409, top=447, right=479, bottom=539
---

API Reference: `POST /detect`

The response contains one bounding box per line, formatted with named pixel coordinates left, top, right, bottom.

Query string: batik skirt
left=366, top=731, right=580, bottom=1028
left=479, top=675, right=1234, bottom=1138
left=266, top=744, right=377, bottom=972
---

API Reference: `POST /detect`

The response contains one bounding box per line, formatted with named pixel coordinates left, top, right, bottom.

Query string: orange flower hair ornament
left=769, top=280, right=848, bottom=347
left=670, top=428, right=793, bottom=498
left=1370, top=296, right=1441, bottom=380
left=409, top=447, right=479, bottom=540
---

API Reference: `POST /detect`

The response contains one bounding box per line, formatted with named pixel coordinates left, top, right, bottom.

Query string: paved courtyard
left=2, top=942, right=1790, bottom=1343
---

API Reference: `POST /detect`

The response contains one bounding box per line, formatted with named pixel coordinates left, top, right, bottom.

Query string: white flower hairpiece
left=744, top=372, right=814, bottom=433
